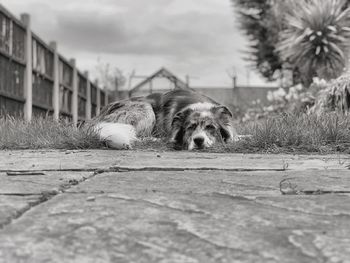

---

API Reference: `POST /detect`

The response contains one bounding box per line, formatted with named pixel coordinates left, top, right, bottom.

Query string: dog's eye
left=205, top=125, right=216, bottom=131
left=187, top=124, right=197, bottom=130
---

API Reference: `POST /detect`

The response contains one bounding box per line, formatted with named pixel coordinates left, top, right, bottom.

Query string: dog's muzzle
left=193, top=136, right=205, bottom=149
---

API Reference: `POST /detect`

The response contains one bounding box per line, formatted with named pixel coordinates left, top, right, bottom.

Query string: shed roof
left=130, top=67, right=189, bottom=95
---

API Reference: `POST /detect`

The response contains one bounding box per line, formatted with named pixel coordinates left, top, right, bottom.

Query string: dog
left=93, top=89, right=237, bottom=150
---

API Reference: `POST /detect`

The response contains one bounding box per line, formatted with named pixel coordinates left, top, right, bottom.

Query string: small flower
left=295, top=84, right=304, bottom=91
left=267, top=91, right=275, bottom=102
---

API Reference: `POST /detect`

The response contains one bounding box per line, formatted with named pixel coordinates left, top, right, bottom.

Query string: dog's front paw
left=122, top=143, right=132, bottom=150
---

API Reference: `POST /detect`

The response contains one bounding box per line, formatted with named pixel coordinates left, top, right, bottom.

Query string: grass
left=1, top=113, right=350, bottom=154
left=0, top=116, right=103, bottom=150
left=233, top=112, right=350, bottom=154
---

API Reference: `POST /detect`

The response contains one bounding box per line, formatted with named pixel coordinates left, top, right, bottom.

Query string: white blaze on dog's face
left=185, top=111, right=217, bottom=150
left=170, top=104, right=235, bottom=150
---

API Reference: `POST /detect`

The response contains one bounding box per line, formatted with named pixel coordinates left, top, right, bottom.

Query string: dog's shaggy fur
left=93, top=89, right=237, bottom=150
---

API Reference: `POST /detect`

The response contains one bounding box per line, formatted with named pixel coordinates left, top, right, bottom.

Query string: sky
left=1, top=0, right=271, bottom=89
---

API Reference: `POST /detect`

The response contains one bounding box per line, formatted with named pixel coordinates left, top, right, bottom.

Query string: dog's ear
left=211, top=106, right=235, bottom=142
left=170, top=109, right=193, bottom=146
left=212, top=105, right=233, bottom=118
left=219, top=124, right=236, bottom=142
left=170, top=111, right=185, bottom=145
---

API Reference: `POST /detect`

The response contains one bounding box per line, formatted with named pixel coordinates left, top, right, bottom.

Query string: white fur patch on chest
left=185, top=102, right=215, bottom=111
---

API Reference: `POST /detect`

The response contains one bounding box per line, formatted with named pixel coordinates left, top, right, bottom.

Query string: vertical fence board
left=96, top=85, right=101, bottom=116
left=31, top=36, right=54, bottom=116
left=100, top=90, right=106, bottom=110
left=77, top=72, right=87, bottom=120
left=58, top=57, right=73, bottom=119
left=70, top=59, right=78, bottom=124
left=85, top=71, right=91, bottom=120
left=91, top=83, right=97, bottom=118
left=12, top=21, right=25, bottom=61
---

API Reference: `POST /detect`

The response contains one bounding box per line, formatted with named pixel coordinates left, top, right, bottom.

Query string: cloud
left=34, top=5, right=240, bottom=60
left=52, top=12, right=128, bottom=52
left=2, top=0, right=243, bottom=59
left=1, top=0, right=268, bottom=86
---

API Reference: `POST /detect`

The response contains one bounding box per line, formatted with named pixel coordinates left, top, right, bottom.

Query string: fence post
left=70, top=59, right=78, bottom=124
left=21, top=13, right=32, bottom=121
left=96, top=81, right=101, bottom=116
left=50, top=41, right=60, bottom=120
left=84, top=71, right=91, bottom=120
left=9, top=20, right=13, bottom=56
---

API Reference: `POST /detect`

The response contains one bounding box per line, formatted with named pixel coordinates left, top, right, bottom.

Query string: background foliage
left=233, top=0, right=350, bottom=86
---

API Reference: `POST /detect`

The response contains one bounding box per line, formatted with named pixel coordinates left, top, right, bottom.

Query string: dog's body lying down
left=93, top=89, right=237, bottom=150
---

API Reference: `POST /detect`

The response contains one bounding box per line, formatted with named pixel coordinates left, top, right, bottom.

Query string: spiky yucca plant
left=278, top=0, right=350, bottom=83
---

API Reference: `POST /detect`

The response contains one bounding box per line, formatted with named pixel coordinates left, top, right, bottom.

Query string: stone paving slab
left=1, top=169, right=350, bottom=262
left=0, top=195, right=41, bottom=227
left=0, top=171, right=94, bottom=195
left=69, top=170, right=350, bottom=196
left=0, top=171, right=94, bottom=229
left=0, top=150, right=349, bottom=171
left=0, top=151, right=349, bottom=263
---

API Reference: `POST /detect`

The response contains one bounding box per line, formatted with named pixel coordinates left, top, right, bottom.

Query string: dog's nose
left=194, top=137, right=204, bottom=147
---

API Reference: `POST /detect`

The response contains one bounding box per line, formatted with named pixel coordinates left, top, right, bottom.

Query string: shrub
left=232, top=0, right=283, bottom=81
left=278, top=0, right=350, bottom=84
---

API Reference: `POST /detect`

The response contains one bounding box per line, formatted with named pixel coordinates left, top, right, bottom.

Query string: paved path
left=0, top=150, right=350, bottom=263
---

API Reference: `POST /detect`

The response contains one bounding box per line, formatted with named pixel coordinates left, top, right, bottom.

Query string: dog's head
left=170, top=105, right=235, bottom=150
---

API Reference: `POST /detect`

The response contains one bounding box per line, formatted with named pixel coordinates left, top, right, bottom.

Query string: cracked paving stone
left=0, top=171, right=94, bottom=195
left=0, top=171, right=94, bottom=230
left=0, top=195, right=41, bottom=228
left=0, top=151, right=349, bottom=263
left=0, top=150, right=349, bottom=171
left=0, top=169, right=350, bottom=263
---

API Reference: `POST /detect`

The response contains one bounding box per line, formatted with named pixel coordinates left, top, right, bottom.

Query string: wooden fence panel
left=100, top=90, right=106, bottom=109
left=90, top=83, right=98, bottom=118
left=77, top=72, right=87, bottom=120
left=0, top=9, right=25, bottom=116
left=0, top=5, right=109, bottom=121
left=108, top=93, right=114, bottom=103
left=12, top=21, right=25, bottom=61
left=0, top=11, right=11, bottom=54
left=0, top=96, right=23, bottom=116
left=31, top=36, right=54, bottom=115
left=0, top=53, right=25, bottom=98
left=58, top=57, right=73, bottom=119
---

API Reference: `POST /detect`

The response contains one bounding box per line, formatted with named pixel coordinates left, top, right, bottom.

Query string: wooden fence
left=0, top=4, right=109, bottom=123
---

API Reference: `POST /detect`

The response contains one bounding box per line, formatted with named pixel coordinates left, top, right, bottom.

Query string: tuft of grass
left=312, top=74, right=350, bottom=113
left=137, top=112, right=350, bottom=154
left=0, top=116, right=104, bottom=150
left=234, top=112, right=350, bottom=154
left=1, top=113, right=350, bottom=154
